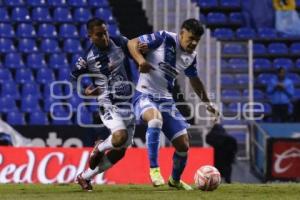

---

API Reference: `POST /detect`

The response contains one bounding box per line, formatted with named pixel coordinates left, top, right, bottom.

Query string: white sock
left=82, top=167, right=99, bottom=180
left=97, top=135, right=113, bottom=152
left=81, top=155, right=113, bottom=180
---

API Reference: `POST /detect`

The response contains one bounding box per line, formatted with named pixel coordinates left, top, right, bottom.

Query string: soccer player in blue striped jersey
left=128, top=18, right=219, bottom=190
left=72, top=18, right=136, bottom=191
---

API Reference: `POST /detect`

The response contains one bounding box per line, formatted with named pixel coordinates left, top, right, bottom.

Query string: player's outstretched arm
left=127, top=38, right=154, bottom=73
left=189, top=77, right=220, bottom=121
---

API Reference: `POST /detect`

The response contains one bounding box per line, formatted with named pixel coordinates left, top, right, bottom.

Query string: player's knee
left=176, top=143, right=189, bottom=153
left=148, top=119, right=163, bottom=128
left=112, top=130, right=128, bottom=147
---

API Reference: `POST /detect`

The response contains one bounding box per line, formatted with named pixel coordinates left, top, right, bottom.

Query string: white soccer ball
left=194, top=165, right=221, bottom=191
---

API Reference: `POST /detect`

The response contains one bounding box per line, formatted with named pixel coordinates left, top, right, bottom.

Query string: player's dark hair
left=181, top=18, right=204, bottom=37
left=87, top=18, right=106, bottom=32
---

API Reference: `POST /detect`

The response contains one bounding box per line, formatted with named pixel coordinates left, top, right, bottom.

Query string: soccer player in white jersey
left=71, top=18, right=136, bottom=191
left=128, top=18, right=219, bottom=190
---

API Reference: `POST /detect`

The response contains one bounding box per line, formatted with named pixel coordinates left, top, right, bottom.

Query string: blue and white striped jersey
left=137, top=31, right=198, bottom=99
left=71, top=36, right=133, bottom=106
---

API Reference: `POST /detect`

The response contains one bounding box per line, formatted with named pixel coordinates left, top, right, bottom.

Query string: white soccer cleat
left=149, top=167, right=165, bottom=187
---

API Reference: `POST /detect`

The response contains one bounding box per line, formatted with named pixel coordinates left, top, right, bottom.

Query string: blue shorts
left=134, top=91, right=189, bottom=141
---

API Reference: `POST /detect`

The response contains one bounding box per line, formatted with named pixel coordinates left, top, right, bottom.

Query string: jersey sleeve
left=70, top=56, right=88, bottom=80
left=184, top=57, right=198, bottom=78
left=138, top=31, right=165, bottom=49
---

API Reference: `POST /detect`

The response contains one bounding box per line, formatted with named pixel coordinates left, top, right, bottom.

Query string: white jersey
left=137, top=31, right=198, bottom=99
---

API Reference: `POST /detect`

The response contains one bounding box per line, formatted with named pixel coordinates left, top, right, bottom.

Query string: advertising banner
left=0, top=147, right=213, bottom=184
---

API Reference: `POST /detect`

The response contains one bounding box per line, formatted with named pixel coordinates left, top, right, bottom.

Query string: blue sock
left=172, top=151, right=187, bottom=181
left=146, top=127, right=160, bottom=168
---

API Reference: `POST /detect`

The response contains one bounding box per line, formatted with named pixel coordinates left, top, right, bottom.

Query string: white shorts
left=99, top=105, right=135, bottom=147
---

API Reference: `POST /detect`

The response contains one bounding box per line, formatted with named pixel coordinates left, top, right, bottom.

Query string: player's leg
left=135, top=96, right=164, bottom=186
left=142, top=108, right=165, bottom=186
left=161, top=105, right=192, bottom=190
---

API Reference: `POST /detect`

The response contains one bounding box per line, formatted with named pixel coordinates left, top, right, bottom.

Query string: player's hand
left=207, top=104, right=220, bottom=123
left=138, top=42, right=149, bottom=54
left=138, top=61, right=155, bottom=73
left=84, top=84, right=102, bottom=96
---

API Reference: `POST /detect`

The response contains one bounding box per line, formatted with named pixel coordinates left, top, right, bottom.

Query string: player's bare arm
left=127, top=38, right=154, bottom=73
left=189, top=76, right=220, bottom=120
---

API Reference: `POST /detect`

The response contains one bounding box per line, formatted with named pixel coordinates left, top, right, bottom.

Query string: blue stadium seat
left=18, top=38, right=38, bottom=53
left=296, top=59, right=300, bottom=69
left=207, top=12, right=227, bottom=24
left=26, top=53, right=47, bottom=69
left=43, top=97, right=59, bottom=112
left=37, top=23, right=58, bottom=38
left=15, top=68, right=34, bottom=84
left=48, top=0, right=66, bottom=6
left=43, top=84, right=63, bottom=98
left=40, top=39, right=61, bottom=53
left=1, top=81, right=20, bottom=99
left=213, top=28, right=234, bottom=39
left=58, top=67, right=71, bottom=80
left=290, top=43, right=300, bottom=54
left=227, top=102, right=239, bottom=113
left=235, top=74, right=248, bottom=85
left=0, top=23, right=15, bottom=38
left=198, top=0, right=218, bottom=8
left=221, top=74, right=235, bottom=85
left=11, top=7, right=31, bottom=22
left=263, top=103, right=272, bottom=115
left=294, top=89, right=300, bottom=100
left=223, top=44, right=244, bottom=54
left=258, top=27, right=277, bottom=39
left=36, top=68, right=55, bottom=84
left=21, top=96, right=41, bottom=113
left=228, top=58, right=248, bottom=69
left=68, top=94, right=83, bottom=111
left=286, top=73, right=300, bottom=84
left=253, top=58, right=272, bottom=70
left=0, top=96, right=18, bottom=113
left=0, top=69, right=13, bottom=83
left=26, top=0, right=46, bottom=7
left=297, top=0, right=300, bottom=6
left=222, top=89, right=241, bottom=100
left=31, top=7, right=52, bottom=22
left=29, top=111, right=49, bottom=125
left=70, top=53, right=81, bottom=65
left=49, top=53, right=69, bottom=69
left=16, top=23, right=36, bottom=38
left=0, top=8, right=10, bottom=22
left=83, top=39, right=92, bottom=49
left=0, top=38, right=16, bottom=53
left=4, top=53, right=25, bottom=69
left=253, top=43, right=266, bottom=55
left=59, top=24, right=79, bottom=38
left=94, top=8, right=114, bottom=23
left=273, top=58, right=293, bottom=70
left=67, top=0, right=87, bottom=7
left=220, top=0, right=240, bottom=8
left=4, top=0, right=25, bottom=6
left=229, top=12, right=243, bottom=24
left=268, top=43, right=288, bottom=54
left=243, top=89, right=265, bottom=100
left=51, top=107, right=73, bottom=125
left=21, top=82, right=41, bottom=98
left=6, top=111, right=26, bottom=125
left=63, top=39, right=83, bottom=53
left=256, top=73, right=276, bottom=85
left=236, top=27, right=256, bottom=39
left=88, top=0, right=109, bottom=7
left=79, top=24, right=88, bottom=38
left=200, top=13, right=206, bottom=24
left=73, top=8, right=92, bottom=23
left=53, top=7, right=73, bottom=22
left=108, top=24, right=120, bottom=37
left=75, top=110, right=93, bottom=125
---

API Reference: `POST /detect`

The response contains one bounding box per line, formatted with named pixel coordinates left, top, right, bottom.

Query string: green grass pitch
left=0, top=183, right=299, bottom=200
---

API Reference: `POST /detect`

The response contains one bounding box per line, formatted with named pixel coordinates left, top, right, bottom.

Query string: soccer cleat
left=149, top=167, right=165, bottom=187
left=168, top=176, right=193, bottom=190
left=89, top=140, right=104, bottom=170
left=76, top=173, right=93, bottom=191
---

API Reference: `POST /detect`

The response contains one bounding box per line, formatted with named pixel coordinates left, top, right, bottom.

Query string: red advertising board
left=0, top=147, right=213, bottom=184
left=268, top=139, right=300, bottom=181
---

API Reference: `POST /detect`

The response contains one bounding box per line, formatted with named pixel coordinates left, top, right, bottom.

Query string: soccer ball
left=194, top=165, right=221, bottom=191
